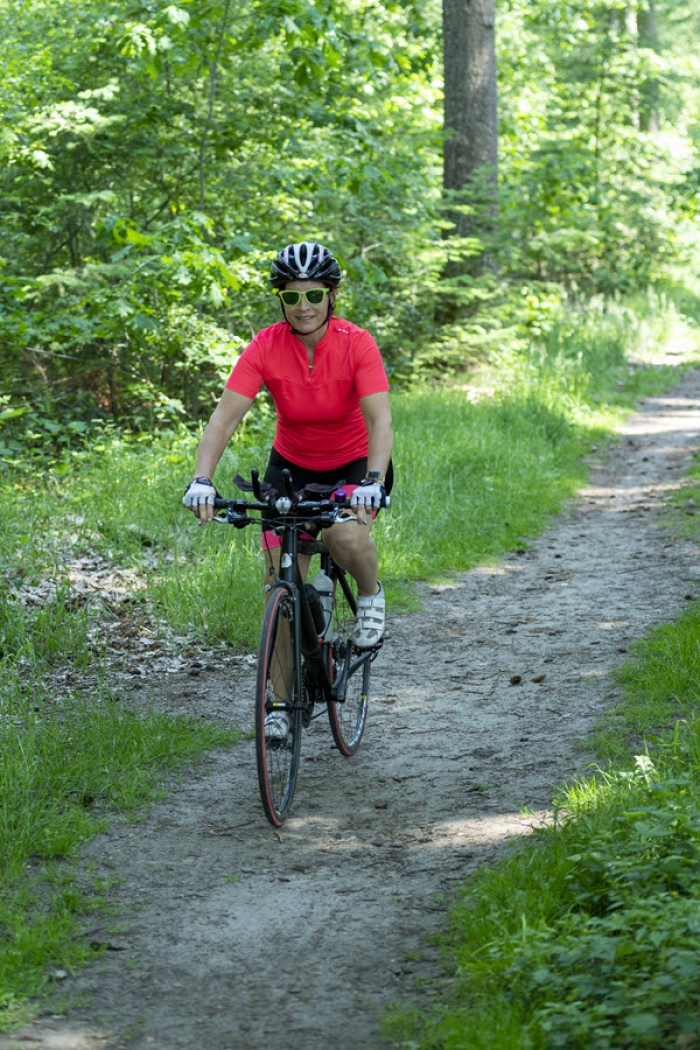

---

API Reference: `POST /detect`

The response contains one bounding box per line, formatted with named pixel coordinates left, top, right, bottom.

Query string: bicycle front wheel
left=255, top=586, right=302, bottom=826
left=327, top=572, right=369, bottom=756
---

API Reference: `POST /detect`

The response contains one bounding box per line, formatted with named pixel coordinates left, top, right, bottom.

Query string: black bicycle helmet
left=270, top=242, right=343, bottom=288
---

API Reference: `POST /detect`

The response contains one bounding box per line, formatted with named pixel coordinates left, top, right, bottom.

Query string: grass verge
left=385, top=723, right=700, bottom=1048
left=384, top=547, right=700, bottom=1046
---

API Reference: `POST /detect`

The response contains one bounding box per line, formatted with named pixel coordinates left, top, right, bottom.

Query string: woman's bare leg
left=321, top=515, right=379, bottom=597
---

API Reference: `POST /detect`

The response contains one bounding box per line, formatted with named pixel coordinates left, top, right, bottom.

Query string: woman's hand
left=183, top=476, right=219, bottom=524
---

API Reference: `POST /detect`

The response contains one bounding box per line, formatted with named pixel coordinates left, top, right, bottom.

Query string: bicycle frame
left=214, top=466, right=376, bottom=708
left=273, top=520, right=373, bottom=709
left=212, top=466, right=384, bottom=824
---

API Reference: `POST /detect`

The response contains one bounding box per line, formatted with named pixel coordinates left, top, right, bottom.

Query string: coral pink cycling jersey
left=225, top=317, right=390, bottom=470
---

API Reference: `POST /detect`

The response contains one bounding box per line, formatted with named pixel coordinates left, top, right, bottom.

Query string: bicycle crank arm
left=331, top=647, right=373, bottom=703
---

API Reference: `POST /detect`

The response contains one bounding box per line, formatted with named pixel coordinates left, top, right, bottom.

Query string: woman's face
left=280, top=280, right=335, bottom=335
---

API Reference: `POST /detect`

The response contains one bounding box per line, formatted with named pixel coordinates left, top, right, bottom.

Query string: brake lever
left=213, top=508, right=252, bottom=529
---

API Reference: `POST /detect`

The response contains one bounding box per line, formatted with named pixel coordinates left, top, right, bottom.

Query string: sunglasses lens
left=279, top=288, right=329, bottom=306
left=280, top=291, right=301, bottom=306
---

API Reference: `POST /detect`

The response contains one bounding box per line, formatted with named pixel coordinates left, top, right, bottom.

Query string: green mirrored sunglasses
left=277, top=287, right=331, bottom=307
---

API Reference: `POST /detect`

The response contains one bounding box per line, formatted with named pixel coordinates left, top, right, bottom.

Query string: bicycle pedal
left=353, top=638, right=384, bottom=655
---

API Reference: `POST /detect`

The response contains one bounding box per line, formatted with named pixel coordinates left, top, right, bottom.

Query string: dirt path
left=5, top=368, right=700, bottom=1050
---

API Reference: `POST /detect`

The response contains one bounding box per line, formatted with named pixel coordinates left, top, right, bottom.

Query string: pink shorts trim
left=261, top=484, right=376, bottom=551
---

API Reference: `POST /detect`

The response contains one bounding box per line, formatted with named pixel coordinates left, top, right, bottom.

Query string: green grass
left=1, top=586, right=92, bottom=667
left=590, top=604, right=700, bottom=763
left=386, top=389, right=591, bottom=581
left=0, top=681, right=233, bottom=877
left=384, top=290, right=698, bottom=588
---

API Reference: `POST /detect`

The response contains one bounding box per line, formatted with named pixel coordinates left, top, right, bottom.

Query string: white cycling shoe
left=264, top=709, right=291, bottom=740
left=351, top=582, right=385, bottom=648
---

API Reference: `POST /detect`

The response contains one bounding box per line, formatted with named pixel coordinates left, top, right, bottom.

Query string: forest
left=4, top=0, right=700, bottom=1044
left=1, top=0, right=699, bottom=449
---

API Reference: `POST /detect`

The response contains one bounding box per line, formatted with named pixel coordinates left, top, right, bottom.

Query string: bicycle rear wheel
left=327, top=570, right=369, bottom=756
left=255, top=586, right=302, bottom=826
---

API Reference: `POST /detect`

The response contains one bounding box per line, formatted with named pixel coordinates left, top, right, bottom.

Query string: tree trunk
left=442, top=0, right=498, bottom=242
left=625, top=9, right=640, bottom=129
left=639, top=0, right=660, bottom=133
left=199, top=0, right=234, bottom=211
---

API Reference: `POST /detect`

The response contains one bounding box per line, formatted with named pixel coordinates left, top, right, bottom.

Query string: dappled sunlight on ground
left=0, top=1024, right=112, bottom=1049
left=427, top=809, right=553, bottom=848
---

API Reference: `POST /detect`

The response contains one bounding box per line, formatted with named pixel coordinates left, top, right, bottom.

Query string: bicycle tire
left=327, top=571, right=369, bottom=756
left=255, top=585, right=303, bottom=826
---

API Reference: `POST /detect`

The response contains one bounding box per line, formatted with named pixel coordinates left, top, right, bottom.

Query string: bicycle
left=213, top=467, right=387, bottom=827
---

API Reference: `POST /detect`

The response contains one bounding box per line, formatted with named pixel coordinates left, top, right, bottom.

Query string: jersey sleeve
left=353, top=331, right=390, bottom=399
left=225, top=336, right=265, bottom=399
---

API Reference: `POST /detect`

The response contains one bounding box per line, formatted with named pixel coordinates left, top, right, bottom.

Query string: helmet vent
left=270, top=242, right=342, bottom=288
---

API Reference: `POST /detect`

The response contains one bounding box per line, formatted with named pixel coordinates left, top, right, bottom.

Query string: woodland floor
left=4, top=365, right=700, bottom=1050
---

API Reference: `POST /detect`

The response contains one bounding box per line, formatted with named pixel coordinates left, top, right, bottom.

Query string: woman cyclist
left=183, top=241, right=393, bottom=735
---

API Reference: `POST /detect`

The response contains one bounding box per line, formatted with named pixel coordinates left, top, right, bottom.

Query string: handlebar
left=212, top=494, right=341, bottom=531
left=211, top=468, right=390, bottom=530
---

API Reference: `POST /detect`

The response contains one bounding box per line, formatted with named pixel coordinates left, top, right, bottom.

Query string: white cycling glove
left=183, top=476, right=218, bottom=509
left=350, top=481, right=385, bottom=510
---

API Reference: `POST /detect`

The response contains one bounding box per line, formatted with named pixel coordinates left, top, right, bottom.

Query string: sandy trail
left=4, top=368, right=700, bottom=1050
